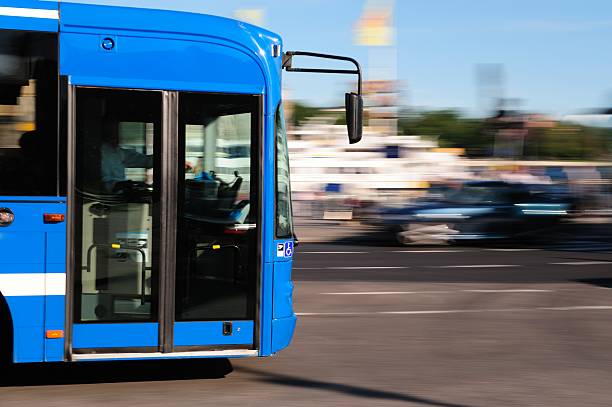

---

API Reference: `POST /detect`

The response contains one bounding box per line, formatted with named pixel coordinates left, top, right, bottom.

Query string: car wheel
left=396, top=223, right=455, bottom=246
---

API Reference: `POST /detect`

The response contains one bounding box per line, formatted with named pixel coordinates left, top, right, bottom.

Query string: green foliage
left=399, top=109, right=612, bottom=160
left=399, top=110, right=491, bottom=156
left=292, top=102, right=345, bottom=126
left=528, top=124, right=612, bottom=160
left=291, top=102, right=324, bottom=127
left=293, top=104, right=612, bottom=160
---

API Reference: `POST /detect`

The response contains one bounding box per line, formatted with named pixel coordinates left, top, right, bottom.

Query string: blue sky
left=71, top=0, right=612, bottom=117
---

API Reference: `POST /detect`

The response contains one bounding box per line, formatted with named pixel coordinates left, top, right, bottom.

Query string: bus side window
left=275, top=103, right=294, bottom=238
left=0, top=30, right=58, bottom=197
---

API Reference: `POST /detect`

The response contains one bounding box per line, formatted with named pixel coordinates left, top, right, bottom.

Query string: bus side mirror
left=282, top=51, right=363, bottom=144
left=346, top=92, right=363, bottom=144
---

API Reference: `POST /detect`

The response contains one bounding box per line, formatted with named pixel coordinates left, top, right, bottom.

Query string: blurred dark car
left=367, top=181, right=574, bottom=245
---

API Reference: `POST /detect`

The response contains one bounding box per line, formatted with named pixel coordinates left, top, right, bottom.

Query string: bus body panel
left=259, top=111, right=276, bottom=356
left=59, top=3, right=283, bottom=114
left=174, top=321, right=254, bottom=347
left=60, top=32, right=266, bottom=95
left=0, top=0, right=58, bottom=32
left=0, top=2, right=295, bottom=363
left=44, top=294, right=65, bottom=361
left=0, top=199, right=66, bottom=363
left=271, top=315, right=296, bottom=354
left=271, top=259, right=296, bottom=353
left=259, top=261, right=273, bottom=356
left=272, top=260, right=294, bottom=320
left=72, top=323, right=158, bottom=349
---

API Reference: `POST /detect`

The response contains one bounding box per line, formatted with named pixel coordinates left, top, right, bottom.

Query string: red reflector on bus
left=224, top=228, right=247, bottom=235
left=46, top=330, right=64, bottom=339
left=43, top=214, right=65, bottom=223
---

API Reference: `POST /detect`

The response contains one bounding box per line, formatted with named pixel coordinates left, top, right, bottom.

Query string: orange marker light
left=43, top=213, right=65, bottom=223
left=46, top=330, right=64, bottom=339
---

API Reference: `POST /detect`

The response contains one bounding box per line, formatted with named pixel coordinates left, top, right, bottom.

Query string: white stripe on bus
left=46, top=273, right=66, bottom=295
left=0, top=6, right=59, bottom=20
left=0, top=273, right=65, bottom=296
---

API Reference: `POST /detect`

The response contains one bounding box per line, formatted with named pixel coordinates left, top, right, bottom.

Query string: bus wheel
left=0, top=293, right=14, bottom=367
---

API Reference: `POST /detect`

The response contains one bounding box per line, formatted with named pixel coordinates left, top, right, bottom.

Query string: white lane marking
left=296, top=305, right=612, bottom=317
left=389, top=250, right=464, bottom=253
left=327, top=266, right=409, bottom=270
left=321, top=291, right=452, bottom=295
left=321, top=289, right=553, bottom=295
left=437, top=264, right=520, bottom=268
left=550, top=261, right=612, bottom=266
left=463, top=289, right=551, bottom=293
left=299, top=251, right=369, bottom=254
left=484, top=248, right=539, bottom=252
left=383, top=310, right=482, bottom=315
left=297, top=312, right=376, bottom=316
left=0, top=6, right=59, bottom=19
left=295, top=267, right=409, bottom=271
left=539, top=306, right=612, bottom=311
left=0, top=273, right=65, bottom=296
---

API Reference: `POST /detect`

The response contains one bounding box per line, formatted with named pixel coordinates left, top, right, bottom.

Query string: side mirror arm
left=282, top=51, right=362, bottom=96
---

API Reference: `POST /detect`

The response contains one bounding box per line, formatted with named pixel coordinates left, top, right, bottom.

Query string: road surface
left=2, top=242, right=612, bottom=406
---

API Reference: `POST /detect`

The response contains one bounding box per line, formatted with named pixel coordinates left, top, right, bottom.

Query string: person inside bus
left=99, top=121, right=193, bottom=193
left=100, top=121, right=152, bottom=193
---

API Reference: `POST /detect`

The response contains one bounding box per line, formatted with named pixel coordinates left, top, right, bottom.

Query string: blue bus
left=0, top=1, right=362, bottom=363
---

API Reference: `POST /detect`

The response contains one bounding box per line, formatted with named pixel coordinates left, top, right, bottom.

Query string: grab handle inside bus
left=282, top=51, right=363, bottom=144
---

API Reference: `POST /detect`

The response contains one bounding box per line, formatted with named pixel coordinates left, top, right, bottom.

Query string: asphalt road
left=3, top=242, right=612, bottom=406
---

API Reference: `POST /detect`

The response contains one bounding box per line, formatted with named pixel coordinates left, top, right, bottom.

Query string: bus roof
left=61, top=1, right=282, bottom=49
left=1, top=1, right=283, bottom=113
left=2, top=1, right=281, bottom=39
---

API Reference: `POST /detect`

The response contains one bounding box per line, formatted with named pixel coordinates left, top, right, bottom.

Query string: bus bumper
left=271, top=314, right=296, bottom=354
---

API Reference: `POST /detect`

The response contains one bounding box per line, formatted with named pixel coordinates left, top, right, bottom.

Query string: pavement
left=2, top=240, right=612, bottom=406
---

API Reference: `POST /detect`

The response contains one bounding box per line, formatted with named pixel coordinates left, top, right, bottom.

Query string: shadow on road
left=574, top=278, right=612, bottom=289
left=235, top=365, right=472, bottom=407
left=0, top=358, right=233, bottom=387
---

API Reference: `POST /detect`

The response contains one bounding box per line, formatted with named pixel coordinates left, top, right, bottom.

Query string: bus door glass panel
left=75, top=88, right=160, bottom=323
left=0, top=30, right=58, bottom=197
left=176, top=93, right=258, bottom=322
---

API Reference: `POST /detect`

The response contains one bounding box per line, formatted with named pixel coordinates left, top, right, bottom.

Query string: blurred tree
left=291, top=102, right=324, bottom=127
left=399, top=110, right=491, bottom=156
left=531, top=124, right=612, bottom=160
left=399, top=109, right=612, bottom=160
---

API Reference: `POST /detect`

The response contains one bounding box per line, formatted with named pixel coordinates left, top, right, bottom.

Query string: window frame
left=174, top=91, right=261, bottom=323
left=0, top=29, right=60, bottom=197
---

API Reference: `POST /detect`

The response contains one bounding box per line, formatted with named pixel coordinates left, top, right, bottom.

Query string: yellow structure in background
left=354, top=0, right=394, bottom=46
left=233, top=8, right=265, bottom=27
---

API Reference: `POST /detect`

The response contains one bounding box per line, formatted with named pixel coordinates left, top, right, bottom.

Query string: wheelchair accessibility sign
left=277, top=241, right=294, bottom=258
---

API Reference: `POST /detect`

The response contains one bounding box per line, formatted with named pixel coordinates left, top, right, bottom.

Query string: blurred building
left=287, top=116, right=471, bottom=219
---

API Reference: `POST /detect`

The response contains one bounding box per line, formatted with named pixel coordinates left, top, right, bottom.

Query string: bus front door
left=70, top=88, right=259, bottom=356
left=172, top=92, right=259, bottom=351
